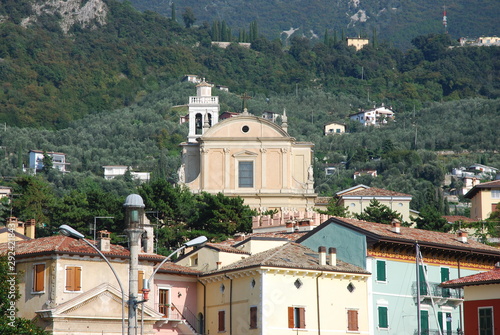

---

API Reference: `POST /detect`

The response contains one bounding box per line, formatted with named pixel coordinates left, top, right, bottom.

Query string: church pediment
left=233, top=150, right=259, bottom=158
left=36, top=283, right=163, bottom=320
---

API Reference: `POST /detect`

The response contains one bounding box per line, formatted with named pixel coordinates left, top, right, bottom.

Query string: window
left=441, top=268, right=450, bottom=297
left=376, top=260, right=386, bottom=282
left=158, top=288, right=170, bottom=317
left=347, top=309, right=359, bottom=331
left=33, top=264, right=45, bottom=292
left=138, top=270, right=144, bottom=293
left=419, top=265, right=428, bottom=295
left=65, top=266, right=82, bottom=292
left=218, top=310, right=226, bottom=332
left=421, top=310, right=429, bottom=334
left=492, top=190, right=500, bottom=199
left=250, top=306, right=257, bottom=329
left=479, top=307, right=493, bottom=335
left=288, top=307, right=305, bottom=329
left=239, top=161, right=253, bottom=188
left=378, top=306, right=388, bottom=328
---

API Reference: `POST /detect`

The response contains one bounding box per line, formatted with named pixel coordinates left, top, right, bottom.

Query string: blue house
left=297, top=217, right=500, bottom=335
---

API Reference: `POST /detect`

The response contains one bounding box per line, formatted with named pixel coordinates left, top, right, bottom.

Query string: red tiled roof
left=441, top=267, right=500, bottom=287
left=344, top=187, right=412, bottom=197
left=202, top=242, right=369, bottom=275
left=465, top=180, right=500, bottom=198
left=221, top=231, right=308, bottom=246
left=0, top=235, right=165, bottom=261
left=205, top=242, right=250, bottom=255
left=156, top=261, right=201, bottom=275
left=297, top=217, right=500, bottom=256
left=443, top=216, right=476, bottom=223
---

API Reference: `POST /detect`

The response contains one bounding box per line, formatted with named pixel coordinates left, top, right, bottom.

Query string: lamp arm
left=81, top=238, right=125, bottom=335
left=147, top=245, right=187, bottom=287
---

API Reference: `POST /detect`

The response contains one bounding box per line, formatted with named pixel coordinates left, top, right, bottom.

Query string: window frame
left=376, top=260, right=387, bottom=282
left=288, top=306, right=306, bottom=329
left=377, top=306, right=389, bottom=329
left=250, top=306, right=258, bottom=329
left=158, top=287, right=171, bottom=318
left=218, top=310, right=226, bottom=332
left=238, top=161, right=254, bottom=188
left=32, top=263, right=45, bottom=294
left=478, top=307, right=494, bottom=335
left=347, top=309, right=359, bottom=332
left=64, top=265, right=82, bottom=292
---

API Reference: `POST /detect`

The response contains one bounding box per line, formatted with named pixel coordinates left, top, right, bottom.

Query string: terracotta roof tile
left=465, top=180, right=500, bottom=198
left=205, top=242, right=250, bottom=254
left=156, top=261, right=201, bottom=275
left=441, top=267, right=500, bottom=287
left=443, top=216, right=476, bottom=223
left=298, top=217, right=500, bottom=255
left=203, top=242, right=369, bottom=275
left=345, top=187, right=412, bottom=197
left=0, top=235, right=165, bottom=261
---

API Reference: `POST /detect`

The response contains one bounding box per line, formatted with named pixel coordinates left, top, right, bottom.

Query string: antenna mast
left=442, top=4, right=448, bottom=34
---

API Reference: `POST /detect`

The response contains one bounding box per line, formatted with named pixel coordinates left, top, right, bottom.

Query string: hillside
left=126, top=0, right=500, bottom=49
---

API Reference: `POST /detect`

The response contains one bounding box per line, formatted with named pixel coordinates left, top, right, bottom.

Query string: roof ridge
left=260, top=242, right=293, bottom=263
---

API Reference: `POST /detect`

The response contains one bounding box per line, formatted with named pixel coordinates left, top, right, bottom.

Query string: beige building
left=0, top=217, right=35, bottom=242
left=324, top=122, right=346, bottom=135
left=335, top=184, right=413, bottom=222
left=179, top=83, right=317, bottom=214
left=198, top=242, right=370, bottom=335
left=465, top=179, right=500, bottom=220
left=347, top=37, right=369, bottom=51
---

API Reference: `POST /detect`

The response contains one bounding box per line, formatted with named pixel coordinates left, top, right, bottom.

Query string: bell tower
left=187, top=79, right=220, bottom=143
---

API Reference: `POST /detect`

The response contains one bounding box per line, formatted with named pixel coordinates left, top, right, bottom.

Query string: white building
left=349, top=105, right=395, bottom=126
left=102, top=165, right=150, bottom=182
left=28, top=150, right=69, bottom=173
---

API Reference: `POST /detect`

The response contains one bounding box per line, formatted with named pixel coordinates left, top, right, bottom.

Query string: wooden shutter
left=66, top=266, right=81, bottom=291
left=298, top=307, right=306, bottom=329
left=33, top=264, right=45, bottom=292
left=378, top=306, right=388, bottom=328
left=348, top=310, right=359, bottom=331
left=74, top=267, right=82, bottom=291
left=377, top=260, right=386, bottom=281
left=288, top=307, right=294, bottom=328
left=218, top=310, right=225, bottom=332
left=138, top=270, right=144, bottom=293
left=250, top=306, right=257, bottom=329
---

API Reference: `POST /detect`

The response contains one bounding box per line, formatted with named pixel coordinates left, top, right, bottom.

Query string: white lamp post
left=59, top=224, right=125, bottom=335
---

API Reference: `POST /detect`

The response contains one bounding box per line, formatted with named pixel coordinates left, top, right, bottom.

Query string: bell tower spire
left=187, top=79, right=220, bottom=142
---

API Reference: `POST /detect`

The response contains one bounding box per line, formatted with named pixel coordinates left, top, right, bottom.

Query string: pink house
left=153, top=262, right=201, bottom=335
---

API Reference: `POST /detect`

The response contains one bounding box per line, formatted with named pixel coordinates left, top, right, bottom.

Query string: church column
left=281, top=147, right=288, bottom=189
left=260, top=148, right=267, bottom=190
left=224, top=148, right=230, bottom=190
left=200, top=147, right=209, bottom=190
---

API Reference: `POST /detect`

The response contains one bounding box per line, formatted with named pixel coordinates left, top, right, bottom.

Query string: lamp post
left=139, top=235, right=207, bottom=335
left=59, top=224, right=125, bottom=335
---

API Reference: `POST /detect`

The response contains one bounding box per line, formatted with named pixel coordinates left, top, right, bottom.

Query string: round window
left=242, top=125, right=249, bottom=133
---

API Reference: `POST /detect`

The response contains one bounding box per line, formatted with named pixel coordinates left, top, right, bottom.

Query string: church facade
left=179, top=80, right=317, bottom=214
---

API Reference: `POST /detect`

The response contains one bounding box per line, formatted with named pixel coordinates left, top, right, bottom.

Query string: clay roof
left=443, top=216, right=476, bottom=223
left=441, top=267, right=500, bottom=287
left=315, top=197, right=332, bottom=205
left=342, top=187, right=412, bottom=198
left=221, top=231, right=308, bottom=246
left=205, top=242, right=250, bottom=255
left=297, top=217, right=500, bottom=257
left=0, top=235, right=165, bottom=261
left=0, top=227, right=31, bottom=240
left=156, top=261, right=201, bottom=275
left=202, top=242, right=369, bottom=275
left=464, top=180, right=500, bottom=198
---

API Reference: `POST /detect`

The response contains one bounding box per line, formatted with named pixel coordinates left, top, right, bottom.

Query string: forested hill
left=127, top=0, right=500, bottom=49
left=0, top=0, right=499, bottom=129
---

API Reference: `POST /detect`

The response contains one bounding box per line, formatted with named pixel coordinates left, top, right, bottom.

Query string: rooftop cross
left=240, top=92, right=252, bottom=111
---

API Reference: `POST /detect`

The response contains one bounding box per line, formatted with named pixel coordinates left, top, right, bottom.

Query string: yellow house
left=465, top=179, right=500, bottom=220
left=0, top=217, right=35, bottom=243
left=324, top=122, right=346, bottom=135
left=0, top=233, right=166, bottom=334
left=335, top=185, right=413, bottom=222
left=198, top=242, right=370, bottom=335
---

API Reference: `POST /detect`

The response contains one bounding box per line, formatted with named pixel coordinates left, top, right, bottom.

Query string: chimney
left=25, top=219, right=36, bottom=239
left=98, top=230, right=111, bottom=252
left=391, top=219, right=401, bottom=234
left=328, top=247, right=337, bottom=266
left=141, top=216, right=154, bottom=253
left=318, top=246, right=326, bottom=266
left=458, top=230, right=468, bottom=243
left=216, top=261, right=222, bottom=270
left=233, top=233, right=245, bottom=242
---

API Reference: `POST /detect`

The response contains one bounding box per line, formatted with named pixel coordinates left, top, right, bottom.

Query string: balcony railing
left=411, top=282, right=463, bottom=300
left=189, top=96, right=219, bottom=104
left=414, top=329, right=463, bottom=335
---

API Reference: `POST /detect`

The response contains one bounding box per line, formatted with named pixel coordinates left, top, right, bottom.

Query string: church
left=179, top=80, right=317, bottom=215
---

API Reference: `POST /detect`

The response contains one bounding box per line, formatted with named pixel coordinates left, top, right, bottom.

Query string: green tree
left=0, top=255, right=49, bottom=334
left=171, top=2, right=176, bottom=22
left=12, top=176, right=55, bottom=226
left=354, top=199, right=403, bottom=225
left=315, top=198, right=349, bottom=217
left=41, top=152, right=53, bottom=174
left=182, top=7, right=196, bottom=28
left=414, top=205, right=451, bottom=232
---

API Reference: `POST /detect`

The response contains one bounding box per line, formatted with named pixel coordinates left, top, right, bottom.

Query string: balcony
left=155, top=303, right=201, bottom=334
left=189, top=96, right=219, bottom=105
left=411, top=282, right=463, bottom=306
left=413, top=330, right=463, bottom=335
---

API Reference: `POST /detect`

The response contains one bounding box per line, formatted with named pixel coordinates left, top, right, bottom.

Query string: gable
left=299, top=223, right=367, bottom=269
left=201, top=116, right=289, bottom=140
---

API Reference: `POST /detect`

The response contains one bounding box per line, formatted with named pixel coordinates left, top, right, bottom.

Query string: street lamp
left=139, top=235, right=207, bottom=335
left=59, top=224, right=125, bottom=335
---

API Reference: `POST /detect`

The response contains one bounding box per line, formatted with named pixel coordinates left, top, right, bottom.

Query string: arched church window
left=195, top=113, right=202, bottom=135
